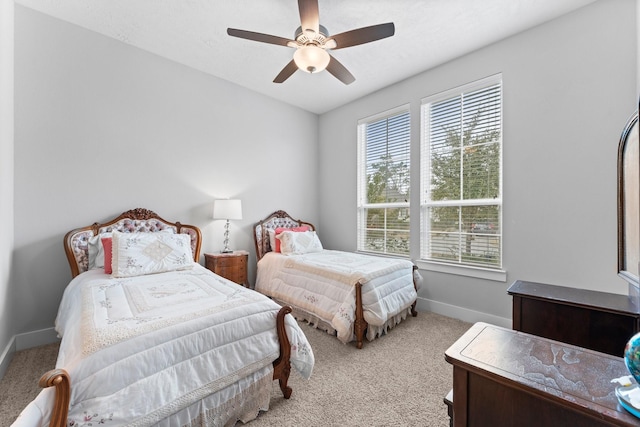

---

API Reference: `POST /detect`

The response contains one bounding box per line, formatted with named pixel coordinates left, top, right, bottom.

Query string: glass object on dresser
left=618, top=107, right=640, bottom=306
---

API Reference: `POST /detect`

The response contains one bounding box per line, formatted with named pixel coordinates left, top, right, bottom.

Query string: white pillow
left=88, top=228, right=174, bottom=270
left=277, top=230, right=323, bottom=255
left=111, top=230, right=194, bottom=277
left=88, top=232, right=112, bottom=270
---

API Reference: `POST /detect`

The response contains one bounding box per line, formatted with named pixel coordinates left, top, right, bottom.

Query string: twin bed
left=253, top=210, right=419, bottom=349
left=13, top=209, right=314, bottom=427
left=15, top=208, right=419, bottom=426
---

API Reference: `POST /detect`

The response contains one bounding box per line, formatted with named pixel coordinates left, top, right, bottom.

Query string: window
left=357, top=106, right=410, bottom=256
left=420, top=75, right=502, bottom=269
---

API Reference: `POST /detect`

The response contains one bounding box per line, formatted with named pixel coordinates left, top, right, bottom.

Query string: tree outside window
left=421, top=76, right=502, bottom=268
left=357, top=108, right=410, bottom=256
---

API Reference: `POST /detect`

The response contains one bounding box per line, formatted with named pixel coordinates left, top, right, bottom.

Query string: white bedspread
left=255, top=250, right=417, bottom=343
left=13, top=264, right=314, bottom=427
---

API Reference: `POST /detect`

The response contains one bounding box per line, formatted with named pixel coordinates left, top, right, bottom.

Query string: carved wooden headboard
left=63, top=208, right=202, bottom=277
left=253, top=210, right=315, bottom=261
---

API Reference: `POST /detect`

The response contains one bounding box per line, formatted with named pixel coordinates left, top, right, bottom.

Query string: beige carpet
left=0, top=312, right=471, bottom=426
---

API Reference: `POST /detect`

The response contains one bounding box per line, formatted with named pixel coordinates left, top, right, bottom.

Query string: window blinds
left=357, top=107, right=410, bottom=256
left=421, top=76, right=502, bottom=268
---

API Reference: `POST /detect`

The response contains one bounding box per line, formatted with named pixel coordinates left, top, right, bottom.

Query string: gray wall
left=318, top=0, right=638, bottom=325
left=11, top=6, right=319, bottom=339
left=0, top=0, right=15, bottom=378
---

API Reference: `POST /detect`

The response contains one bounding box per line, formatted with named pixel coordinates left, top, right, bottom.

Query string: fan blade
left=298, top=0, right=320, bottom=35
left=326, top=55, right=355, bottom=85
left=227, top=28, right=295, bottom=47
left=273, top=60, right=299, bottom=83
left=328, top=22, right=395, bottom=50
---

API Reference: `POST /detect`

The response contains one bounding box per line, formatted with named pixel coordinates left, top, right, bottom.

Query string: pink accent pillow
left=274, top=226, right=309, bottom=253
left=101, top=237, right=113, bottom=274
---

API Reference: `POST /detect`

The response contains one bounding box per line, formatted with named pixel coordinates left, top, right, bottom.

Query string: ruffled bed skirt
left=13, top=366, right=275, bottom=427
left=275, top=299, right=414, bottom=344
left=365, top=307, right=413, bottom=341
left=164, top=365, right=273, bottom=427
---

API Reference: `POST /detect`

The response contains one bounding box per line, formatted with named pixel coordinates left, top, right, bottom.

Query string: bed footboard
left=411, top=265, right=419, bottom=317
left=354, top=265, right=420, bottom=349
left=354, top=283, right=366, bottom=349
left=272, top=305, right=293, bottom=399
left=39, top=369, right=70, bottom=427
left=38, top=307, right=295, bottom=427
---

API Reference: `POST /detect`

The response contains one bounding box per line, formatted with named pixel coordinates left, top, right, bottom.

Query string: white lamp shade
left=213, top=199, right=243, bottom=220
left=294, top=45, right=330, bottom=73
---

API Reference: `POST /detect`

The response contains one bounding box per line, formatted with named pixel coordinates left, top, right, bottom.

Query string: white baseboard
left=416, top=297, right=512, bottom=329
left=0, top=327, right=59, bottom=381
left=0, top=335, right=16, bottom=380
left=15, top=327, right=59, bottom=351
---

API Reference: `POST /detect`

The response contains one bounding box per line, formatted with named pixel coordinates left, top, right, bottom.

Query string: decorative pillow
left=88, top=228, right=175, bottom=270
left=278, top=230, right=323, bottom=255
left=101, top=236, right=113, bottom=274
left=111, top=231, right=195, bottom=277
left=88, top=232, right=112, bottom=270
left=274, top=226, right=309, bottom=252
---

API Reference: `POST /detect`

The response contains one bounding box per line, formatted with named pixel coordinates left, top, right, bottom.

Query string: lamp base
left=220, top=220, right=233, bottom=254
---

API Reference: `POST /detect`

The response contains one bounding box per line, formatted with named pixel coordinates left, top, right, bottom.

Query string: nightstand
left=204, top=250, right=249, bottom=287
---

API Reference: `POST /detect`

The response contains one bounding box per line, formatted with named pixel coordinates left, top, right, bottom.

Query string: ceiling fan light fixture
left=293, top=45, right=330, bottom=73
left=227, top=1, right=394, bottom=84
left=294, top=25, right=329, bottom=44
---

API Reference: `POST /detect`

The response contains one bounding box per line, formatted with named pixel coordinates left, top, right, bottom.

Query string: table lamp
left=213, top=199, right=243, bottom=253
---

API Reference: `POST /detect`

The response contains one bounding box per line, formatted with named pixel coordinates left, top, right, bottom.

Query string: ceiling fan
left=227, top=0, right=395, bottom=85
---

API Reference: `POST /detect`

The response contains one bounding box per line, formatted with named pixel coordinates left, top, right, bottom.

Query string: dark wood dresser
left=508, top=280, right=640, bottom=357
left=445, top=322, right=640, bottom=427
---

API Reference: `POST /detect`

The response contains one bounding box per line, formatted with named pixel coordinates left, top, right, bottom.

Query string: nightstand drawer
left=204, top=251, right=249, bottom=287
left=215, top=265, right=246, bottom=282
left=214, top=256, right=246, bottom=268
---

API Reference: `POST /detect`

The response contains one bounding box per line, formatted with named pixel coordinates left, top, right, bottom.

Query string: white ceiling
left=16, top=0, right=598, bottom=114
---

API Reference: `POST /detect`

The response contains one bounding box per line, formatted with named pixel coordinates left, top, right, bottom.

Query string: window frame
left=357, top=104, right=411, bottom=257
left=419, top=74, right=505, bottom=279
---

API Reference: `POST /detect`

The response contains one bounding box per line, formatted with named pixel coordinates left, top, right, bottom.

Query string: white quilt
left=13, top=264, right=314, bottom=427
left=255, top=250, right=417, bottom=343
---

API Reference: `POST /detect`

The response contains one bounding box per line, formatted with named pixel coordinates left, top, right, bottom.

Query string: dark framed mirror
left=618, top=108, right=639, bottom=291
